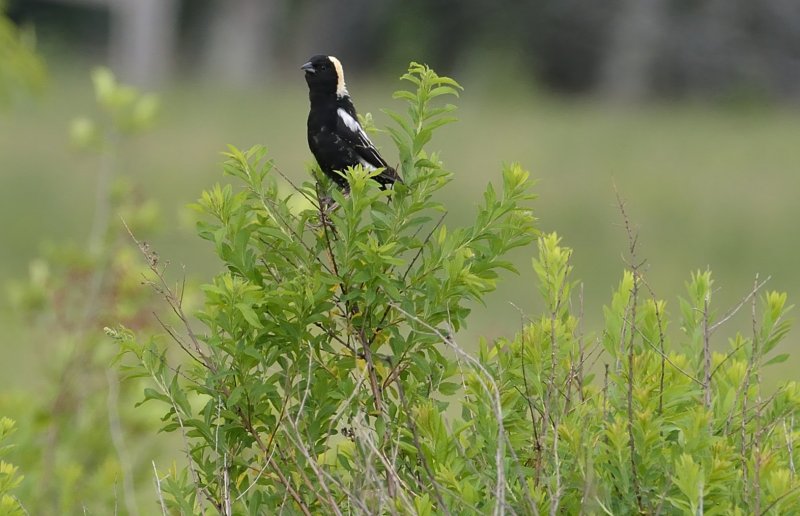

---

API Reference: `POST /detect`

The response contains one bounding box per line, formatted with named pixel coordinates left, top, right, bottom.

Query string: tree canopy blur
left=8, top=0, right=800, bottom=101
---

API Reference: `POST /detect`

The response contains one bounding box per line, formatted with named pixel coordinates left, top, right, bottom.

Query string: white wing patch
left=336, top=106, right=388, bottom=170
left=337, top=108, right=361, bottom=133
left=337, top=107, right=378, bottom=146
left=358, top=157, right=377, bottom=170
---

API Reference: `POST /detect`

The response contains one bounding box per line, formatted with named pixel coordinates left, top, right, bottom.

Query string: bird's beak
left=301, top=62, right=316, bottom=74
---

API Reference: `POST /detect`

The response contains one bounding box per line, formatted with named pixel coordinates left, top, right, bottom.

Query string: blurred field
left=2, top=62, right=800, bottom=387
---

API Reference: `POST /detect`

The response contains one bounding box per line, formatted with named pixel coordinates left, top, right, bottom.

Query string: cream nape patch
left=328, top=55, right=349, bottom=97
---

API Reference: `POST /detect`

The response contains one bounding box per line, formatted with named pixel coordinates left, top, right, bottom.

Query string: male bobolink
left=302, top=55, right=400, bottom=190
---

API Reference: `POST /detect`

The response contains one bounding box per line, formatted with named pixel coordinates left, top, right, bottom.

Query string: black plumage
left=302, top=55, right=400, bottom=190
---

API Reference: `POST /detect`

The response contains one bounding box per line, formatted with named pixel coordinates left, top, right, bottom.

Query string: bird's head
left=301, top=55, right=348, bottom=97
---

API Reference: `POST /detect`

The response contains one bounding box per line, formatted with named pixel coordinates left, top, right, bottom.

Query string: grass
left=2, top=63, right=800, bottom=388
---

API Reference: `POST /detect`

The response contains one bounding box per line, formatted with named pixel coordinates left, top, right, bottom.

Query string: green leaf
left=236, top=302, right=263, bottom=328
left=764, top=353, right=790, bottom=366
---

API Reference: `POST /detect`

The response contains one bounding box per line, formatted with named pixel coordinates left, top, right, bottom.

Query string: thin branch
left=710, top=341, right=746, bottom=380
left=272, top=163, right=321, bottom=210
left=614, top=184, right=644, bottom=513
left=602, top=364, right=610, bottom=422
left=520, top=328, right=543, bottom=486
left=222, top=452, right=232, bottom=516
left=760, top=485, right=800, bottom=515
left=151, top=462, right=168, bottom=516
left=125, top=221, right=313, bottom=516
left=638, top=276, right=667, bottom=414
left=123, top=219, right=212, bottom=368
left=752, top=275, right=763, bottom=516
left=106, top=370, right=139, bottom=516
left=149, top=369, right=211, bottom=514
left=703, top=293, right=712, bottom=410
left=785, top=415, right=796, bottom=481
left=396, top=380, right=452, bottom=516
left=577, top=283, right=586, bottom=402
left=623, top=317, right=704, bottom=386
left=281, top=419, right=344, bottom=516
left=391, top=304, right=507, bottom=516
left=369, top=210, right=448, bottom=360
left=709, top=276, right=771, bottom=334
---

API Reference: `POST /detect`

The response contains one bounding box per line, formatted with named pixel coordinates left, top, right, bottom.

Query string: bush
left=114, top=63, right=799, bottom=514
left=5, top=68, right=163, bottom=514
left=0, top=6, right=46, bottom=106
left=0, top=418, right=25, bottom=515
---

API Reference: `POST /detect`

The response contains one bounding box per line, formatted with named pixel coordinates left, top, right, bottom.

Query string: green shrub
left=5, top=67, right=163, bottom=514
left=114, top=63, right=799, bottom=514
left=0, top=5, right=46, bottom=106
left=0, top=417, right=25, bottom=515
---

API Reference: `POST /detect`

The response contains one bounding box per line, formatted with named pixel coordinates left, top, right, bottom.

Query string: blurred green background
left=2, top=0, right=800, bottom=382
left=1, top=0, right=799, bottom=510
left=3, top=0, right=800, bottom=375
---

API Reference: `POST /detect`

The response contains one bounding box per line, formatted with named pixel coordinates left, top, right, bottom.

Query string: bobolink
left=302, top=55, right=400, bottom=190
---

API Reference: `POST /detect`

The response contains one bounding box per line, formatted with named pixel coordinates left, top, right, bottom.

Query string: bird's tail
left=377, top=166, right=402, bottom=189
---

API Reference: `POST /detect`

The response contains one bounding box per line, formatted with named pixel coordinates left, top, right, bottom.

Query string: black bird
left=301, top=55, right=400, bottom=190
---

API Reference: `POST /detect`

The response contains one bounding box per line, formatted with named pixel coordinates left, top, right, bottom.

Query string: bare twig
left=520, top=329, right=543, bottom=486
left=703, top=293, right=712, bottom=410
left=739, top=275, right=761, bottom=503
left=614, top=185, right=644, bottom=512
left=396, top=380, right=451, bottom=516
left=538, top=242, right=571, bottom=515
left=272, top=163, right=321, bottom=210
left=623, top=317, right=704, bottom=386
left=222, top=453, right=232, bottom=516
left=709, top=276, right=771, bottom=334
left=371, top=210, right=448, bottom=381
left=602, top=364, right=610, bottom=422
left=760, top=485, right=800, bottom=515
left=710, top=341, right=746, bottom=381
left=152, top=462, right=168, bottom=516
left=752, top=275, right=762, bottom=516
left=281, top=418, right=344, bottom=516
left=150, top=370, right=211, bottom=514
left=106, top=370, right=139, bottom=516
left=785, top=415, right=796, bottom=480
left=638, top=276, right=667, bottom=414
left=577, top=283, right=586, bottom=402
left=124, top=222, right=313, bottom=516
left=274, top=441, right=334, bottom=513
left=391, top=304, right=507, bottom=516
left=502, top=433, right=540, bottom=516
left=123, top=219, right=212, bottom=369
left=318, top=401, right=416, bottom=513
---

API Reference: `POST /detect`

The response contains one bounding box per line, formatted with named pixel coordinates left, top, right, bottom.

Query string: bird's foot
left=319, top=193, right=340, bottom=213
left=308, top=193, right=340, bottom=231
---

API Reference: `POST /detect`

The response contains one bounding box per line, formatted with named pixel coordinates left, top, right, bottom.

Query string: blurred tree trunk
left=291, top=0, right=386, bottom=71
left=761, top=0, right=800, bottom=99
left=109, top=0, right=179, bottom=88
left=203, top=0, right=280, bottom=87
left=700, top=0, right=744, bottom=94
left=600, top=0, right=666, bottom=101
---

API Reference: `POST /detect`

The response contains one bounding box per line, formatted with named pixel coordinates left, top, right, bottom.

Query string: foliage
left=0, top=4, right=46, bottom=107
left=0, top=418, right=25, bottom=515
left=474, top=235, right=799, bottom=514
left=114, top=62, right=800, bottom=514
left=69, top=67, right=159, bottom=150
left=114, top=62, right=533, bottom=513
left=4, top=68, right=164, bottom=514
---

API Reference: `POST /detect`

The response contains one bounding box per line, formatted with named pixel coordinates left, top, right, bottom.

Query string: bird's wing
left=335, top=107, right=391, bottom=170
